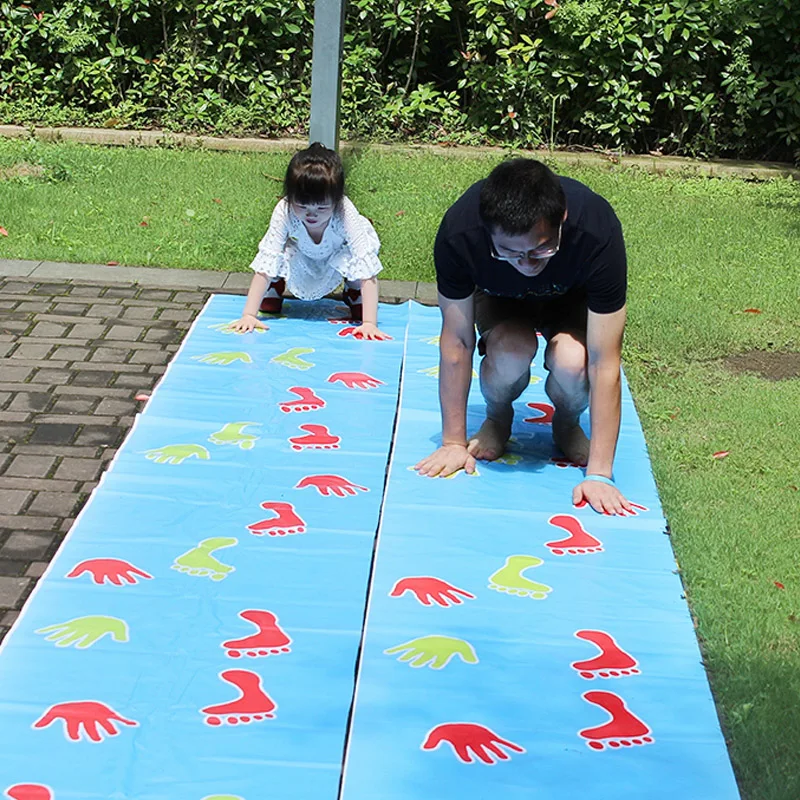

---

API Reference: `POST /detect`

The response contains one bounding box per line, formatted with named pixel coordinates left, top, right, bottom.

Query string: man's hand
left=230, top=314, right=268, bottom=334
left=414, top=443, right=476, bottom=477
left=573, top=480, right=635, bottom=516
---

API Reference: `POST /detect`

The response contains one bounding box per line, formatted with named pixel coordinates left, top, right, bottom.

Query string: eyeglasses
left=489, top=223, right=562, bottom=263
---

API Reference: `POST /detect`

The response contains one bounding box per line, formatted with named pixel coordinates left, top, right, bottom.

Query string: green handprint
left=271, top=347, right=315, bottom=370
left=384, top=635, right=478, bottom=670
left=489, top=555, right=552, bottom=600
left=35, top=615, right=129, bottom=649
left=192, top=351, right=253, bottom=366
left=209, top=321, right=266, bottom=335
left=145, top=444, right=210, bottom=465
left=172, top=537, right=237, bottom=581
left=208, top=422, right=260, bottom=450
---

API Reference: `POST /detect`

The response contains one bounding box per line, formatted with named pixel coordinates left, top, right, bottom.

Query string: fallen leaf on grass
left=0, top=226, right=7, bottom=237
left=106, top=261, right=119, bottom=266
left=712, top=450, right=730, bottom=459
left=212, top=198, right=222, bottom=204
left=743, top=308, right=762, bottom=314
left=395, top=210, right=406, bottom=217
left=775, top=581, right=785, bottom=590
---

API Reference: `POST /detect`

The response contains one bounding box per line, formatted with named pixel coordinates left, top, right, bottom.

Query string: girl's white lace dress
left=248, top=197, right=383, bottom=300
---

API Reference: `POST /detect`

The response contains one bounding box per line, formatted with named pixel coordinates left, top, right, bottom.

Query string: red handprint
left=524, top=402, right=555, bottom=425
left=201, top=669, right=277, bottom=726
left=5, top=786, right=53, bottom=800
left=327, top=317, right=352, bottom=325
left=295, top=474, right=369, bottom=497
left=389, top=576, right=476, bottom=607
left=574, top=498, right=649, bottom=517
left=278, top=386, right=326, bottom=413
left=337, top=325, right=392, bottom=340
left=65, top=558, right=152, bottom=586
left=422, top=723, right=525, bottom=764
left=247, top=502, right=305, bottom=536
left=289, top=424, right=341, bottom=450
left=327, top=371, right=385, bottom=390
left=33, top=701, right=138, bottom=742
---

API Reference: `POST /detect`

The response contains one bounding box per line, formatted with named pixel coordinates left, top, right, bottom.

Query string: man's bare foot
left=468, top=417, right=512, bottom=461
left=552, top=412, right=590, bottom=466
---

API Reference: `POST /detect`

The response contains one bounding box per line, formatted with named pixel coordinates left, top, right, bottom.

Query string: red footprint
left=572, top=630, right=640, bottom=679
left=5, top=786, right=53, bottom=800
left=579, top=691, right=653, bottom=750
left=223, top=610, right=291, bottom=658
left=545, top=514, right=603, bottom=555
left=201, top=670, right=277, bottom=726
left=550, top=456, right=583, bottom=469
left=524, top=402, right=555, bottom=424
left=289, top=424, right=341, bottom=450
left=247, top=502, right=305, bottom=536
left=279, top=386, right=326, bottom=413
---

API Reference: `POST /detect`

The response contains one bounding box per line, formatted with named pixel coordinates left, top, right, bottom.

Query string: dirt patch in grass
left=723, top=351, right=800, bottom=381
left=0, top=162, right=45, bottom=181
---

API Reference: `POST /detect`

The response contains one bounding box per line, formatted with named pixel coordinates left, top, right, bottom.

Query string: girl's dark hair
left=284, top=142, right=345, bottom=207
left=479, top=158, right=566, bottom=235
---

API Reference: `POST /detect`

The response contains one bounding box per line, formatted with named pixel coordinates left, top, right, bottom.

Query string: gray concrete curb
left=1, top=124, right=797, bottom=182
left=0, top=258, right=439, bottom=305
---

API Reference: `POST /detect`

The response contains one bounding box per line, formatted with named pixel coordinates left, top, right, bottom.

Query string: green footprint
left=208, top=422, right=260, bottom=450
left=271, top=347, right=315, bottom=370
left=172, top=537, right=237, bottom=582
left=202, top=796, right=244, bottom=800
left=488, top=555, right=552, bottom=600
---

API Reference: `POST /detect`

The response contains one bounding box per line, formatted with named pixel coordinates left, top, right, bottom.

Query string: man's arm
left=574, top=305, right=635, bottom=514
left=414, top=293, right=477, bottom=477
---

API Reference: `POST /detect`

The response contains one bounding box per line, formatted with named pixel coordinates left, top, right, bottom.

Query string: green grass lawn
left=2, top=137, right=800, bottom=798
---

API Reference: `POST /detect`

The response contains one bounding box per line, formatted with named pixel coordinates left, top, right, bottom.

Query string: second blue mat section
left=341, top=301, right=740, bottom=800
left=0, top=295, right=408, bottom=799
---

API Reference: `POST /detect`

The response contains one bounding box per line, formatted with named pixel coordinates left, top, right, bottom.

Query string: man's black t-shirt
left=434, top=177, right=627, bottom=314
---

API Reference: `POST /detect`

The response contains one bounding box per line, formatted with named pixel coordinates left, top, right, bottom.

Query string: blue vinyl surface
left=0, top=297, right=739, bottom=800
left=340, top=302, right=740, bottom=800
left=0, top=296, right=408, bottom=799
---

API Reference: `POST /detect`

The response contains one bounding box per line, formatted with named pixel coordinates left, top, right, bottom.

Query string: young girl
left=232, top=142, right=389, bottom=339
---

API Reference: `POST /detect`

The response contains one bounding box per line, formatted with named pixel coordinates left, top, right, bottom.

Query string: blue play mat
left=0, top=296, right=739, bottom=800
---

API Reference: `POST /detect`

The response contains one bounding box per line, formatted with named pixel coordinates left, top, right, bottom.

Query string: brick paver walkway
left=0, top=277, right=221, bottom=641
left=0, top=267, right=433, bottom=643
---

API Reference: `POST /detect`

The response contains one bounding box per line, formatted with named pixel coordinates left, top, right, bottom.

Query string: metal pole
left=309, top=0, right=347, bottom=151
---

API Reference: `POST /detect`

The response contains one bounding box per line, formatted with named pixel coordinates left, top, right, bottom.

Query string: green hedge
left=1, top=0, right=798, bottom=161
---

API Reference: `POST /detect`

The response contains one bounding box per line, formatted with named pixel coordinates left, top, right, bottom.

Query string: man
left=414, top=158, right=634, bottom=516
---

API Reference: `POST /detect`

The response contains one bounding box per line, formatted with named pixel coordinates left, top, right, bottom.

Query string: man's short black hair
left=284, top=142, right=345, bottom=207
left=479, top=158, right=566, bottom=235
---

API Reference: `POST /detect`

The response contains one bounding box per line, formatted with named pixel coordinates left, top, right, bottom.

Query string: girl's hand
left=359, top=322, right=392, bottom=341
left=231, top=314, right=268, bottom=333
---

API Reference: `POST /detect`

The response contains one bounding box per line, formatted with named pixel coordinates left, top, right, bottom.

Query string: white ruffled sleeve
left=334, top=196, right=383, bottom=281
left=248, top=198, right=290, bottom=277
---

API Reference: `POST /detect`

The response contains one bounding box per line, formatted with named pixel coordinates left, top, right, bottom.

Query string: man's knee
left=545, top=333, right=587, bottom=383
left=484, top=324, right=539, bottom=371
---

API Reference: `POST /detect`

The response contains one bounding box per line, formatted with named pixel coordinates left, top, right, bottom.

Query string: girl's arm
left=231, top=272, right=270, bottom=333
left=358, top=277, right=391, bottom=340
